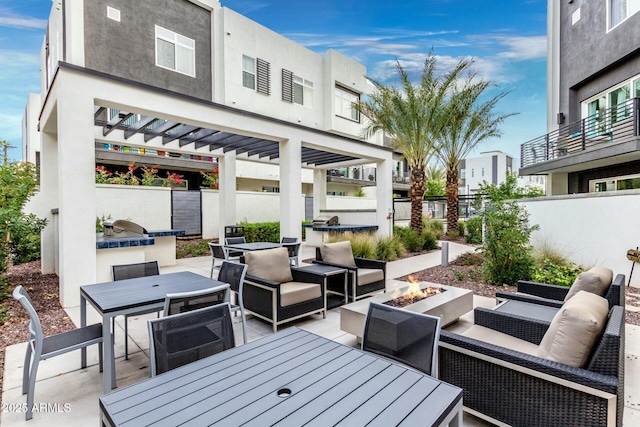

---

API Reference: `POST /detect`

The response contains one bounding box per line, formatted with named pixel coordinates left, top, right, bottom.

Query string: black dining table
left=99, top=327, right=463, bottom=426
left=80, top=271, right=226, bottom=395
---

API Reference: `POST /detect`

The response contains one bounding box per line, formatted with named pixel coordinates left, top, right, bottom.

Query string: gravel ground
left=1, top=256, right=639, bottom=410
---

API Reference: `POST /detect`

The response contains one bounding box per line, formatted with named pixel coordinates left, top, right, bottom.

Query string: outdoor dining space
left=2, top=242, right=639, bottom=426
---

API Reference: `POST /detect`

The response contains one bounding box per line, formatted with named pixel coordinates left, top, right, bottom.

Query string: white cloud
left=496, top=35, right=546, bottom=61
left=0, top=9, right=46, bottom=30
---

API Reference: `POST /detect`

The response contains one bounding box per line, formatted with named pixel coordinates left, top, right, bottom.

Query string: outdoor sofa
left=439, top=291, right=625, bottom=427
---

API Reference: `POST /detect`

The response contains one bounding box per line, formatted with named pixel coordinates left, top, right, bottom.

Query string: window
left=460, top=169, right=466, bottom=180
left=609, top=84, right=631, bottom=123
left=155, top=26, right=195, bottom=77
left=327, top=191, right=347, bottom=196
left=471, top=169, right=474, bottom=178
left=293, top=76, right=313, bottom=106
left=262, top=186, right=279, bottom=193
left=335, top=85, right=360, bottom=122
left=609, top=0, right=640, bottom=29
left=481, top=167, right=485, bottom=177
left=582, top=75, right=640, bottom=133
left=107, top=6, right=120, bottom=22
left=242, top=55, right=256, bottom=90
left=591, top=173, right=640, bottom=192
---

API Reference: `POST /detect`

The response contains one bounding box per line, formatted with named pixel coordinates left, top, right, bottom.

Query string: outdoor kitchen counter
left=95, top=229, right=184, bottom=282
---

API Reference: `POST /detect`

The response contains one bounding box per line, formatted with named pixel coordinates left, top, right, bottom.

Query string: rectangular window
left=262, top=186, right=280, bottom=193
left=609, top=0, right=640, bottom=29
left=335, top=85, right=360, bottom=122
left=591, top=173, right=640, bottom=192
left=293, top=76, right=313, bottom=106
left=609, top=84, right=630, bottom=123
left=155, top=26, right=195, bottom=77
left=242, top=55, right=256, bottom=90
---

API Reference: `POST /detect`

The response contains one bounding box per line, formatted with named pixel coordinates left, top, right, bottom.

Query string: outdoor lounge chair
left=243, top=247, right=325, bottom=332
left=111, top=260, right=160, bottom=360
left=13, top=286, right=103, bottom=421
left=314, top=241, right=386, bottom=302
left=362, top=302, right=441, bottom=376
left=148, top=303, right=235, bottom=376
left=439, top=291, right=625, bottom=427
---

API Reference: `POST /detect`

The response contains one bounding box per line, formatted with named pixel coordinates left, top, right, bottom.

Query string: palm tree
left=434, top=74, right=514, bottom=235
left=357, top=55, right=473, bottom=233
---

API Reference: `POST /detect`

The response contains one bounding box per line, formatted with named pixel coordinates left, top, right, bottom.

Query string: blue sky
left=0, top=0, right=547, bottom=162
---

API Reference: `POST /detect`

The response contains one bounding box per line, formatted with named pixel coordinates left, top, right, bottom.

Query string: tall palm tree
left=434, top=74, right=514, bottom=235
left=357, top=55, right=473, bottom=233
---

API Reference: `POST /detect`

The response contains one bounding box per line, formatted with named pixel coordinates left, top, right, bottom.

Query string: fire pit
left=383, top=280, right=446, bottom=308
left=340, top=278, right=473, bottom=341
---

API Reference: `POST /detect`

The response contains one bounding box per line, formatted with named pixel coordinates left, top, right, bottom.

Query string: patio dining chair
left=13, top=286, right=103, bottom=421
left=163, top=283, right=231, bottom=316
left=225, top=236, right=246, bottom=259
left=217, top=261, right=249, bottom=343
left=362, top=302, right=441, bottom=376
left=111, top=260, right=160, bottom=360
left=207, top=242, right=229, bottom=278
left=148, top=303, right=235, bottom=376
left=281, top=238, right=301, bottom=266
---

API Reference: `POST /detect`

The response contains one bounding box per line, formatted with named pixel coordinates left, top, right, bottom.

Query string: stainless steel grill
left=312, top=215, right=339, bottom=227
left=102, top=219, right=148, bottom=238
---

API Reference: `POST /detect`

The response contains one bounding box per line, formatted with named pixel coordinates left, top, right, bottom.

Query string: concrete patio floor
left=2, top=242, right=638, bottom=426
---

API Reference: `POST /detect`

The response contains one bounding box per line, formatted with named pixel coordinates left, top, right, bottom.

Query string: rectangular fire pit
left=340, top=281, right=473, bottom=341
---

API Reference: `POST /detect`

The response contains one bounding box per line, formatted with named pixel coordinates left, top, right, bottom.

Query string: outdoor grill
left=312, top=215, right=339, bottom=227
left=102, top=219, right=148, bottom=238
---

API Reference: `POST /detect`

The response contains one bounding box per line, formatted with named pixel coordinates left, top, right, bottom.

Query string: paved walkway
left=1, top=242, right=638, bottom=426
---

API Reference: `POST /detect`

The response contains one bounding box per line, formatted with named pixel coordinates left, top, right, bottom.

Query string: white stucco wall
left=520, top=190, right=640, bottom=287
left=95, top=184, right=172, bottom=230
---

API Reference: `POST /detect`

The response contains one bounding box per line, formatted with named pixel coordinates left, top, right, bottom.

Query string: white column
left=39, top=130, right=58, bottom=275
left=376, top=154, right=394, bottom=238
left=280, top=138, right=302, bottom=240
left=56, top=82, right=97, bottom=307
left=218, top=151, right=237, bottom=240
left=312, top=168, right=327, bottom=219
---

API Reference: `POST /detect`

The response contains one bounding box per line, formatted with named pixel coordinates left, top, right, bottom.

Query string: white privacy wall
left=519, top=190, right=640, bottom=287
left=95, top=184, right=172, bottom=230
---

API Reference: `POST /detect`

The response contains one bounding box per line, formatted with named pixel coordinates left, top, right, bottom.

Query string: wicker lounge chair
left=243, top=247, right=325, bottom=332
left=314, top=241, right=386, bottom=302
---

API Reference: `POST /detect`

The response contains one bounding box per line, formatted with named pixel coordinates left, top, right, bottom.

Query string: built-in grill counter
left=304, top=213, right=378, bottom=246
left=96, top=219, right=185, bottom=282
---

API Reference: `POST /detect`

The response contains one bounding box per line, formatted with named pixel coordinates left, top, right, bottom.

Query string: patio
left=2, top=242, right=639, bottom=426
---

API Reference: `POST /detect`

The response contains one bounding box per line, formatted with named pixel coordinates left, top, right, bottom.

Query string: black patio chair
left=111, top=260, right=160, bottom=359
left=362, top=302, right=441, bottom=376
left=217, top=261, right=249, bottom=343
left=163, top=284, right=230, bottom=316
left=225, top=236, right=246, bottom=259
left=148, top=303, right=235, bottom=376
left=207, top=242, right=229, bottom=278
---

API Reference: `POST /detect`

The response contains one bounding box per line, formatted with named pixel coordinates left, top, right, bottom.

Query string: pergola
left=39, top=63, right=394, bottom=306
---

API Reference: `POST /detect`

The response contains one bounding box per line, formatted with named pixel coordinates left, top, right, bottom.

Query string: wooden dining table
left=99, top=327, right=463, bottom=426
left=80, top=271, right=226, bottom=395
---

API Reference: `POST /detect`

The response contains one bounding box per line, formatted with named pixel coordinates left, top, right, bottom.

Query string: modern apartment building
left=519, top=0, right=640, bottom=195
left=459, top=150, right=515, bottom=195
left=26, top=0, right=394, bottom=305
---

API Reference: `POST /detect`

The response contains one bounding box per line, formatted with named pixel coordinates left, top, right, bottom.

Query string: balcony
left=520, top=98, right=640, bottom=173
left=326, top=166, right=377, bottom=186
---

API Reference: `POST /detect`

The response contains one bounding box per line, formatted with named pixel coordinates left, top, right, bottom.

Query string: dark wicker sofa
left=314, top=242, right=386, bottom=302
left=496, top=272, right=625, bottom=310
left=439, top=305, right=625, bottom=427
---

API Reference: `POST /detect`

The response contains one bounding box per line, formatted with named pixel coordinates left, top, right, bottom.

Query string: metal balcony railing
left=326, top=166, right=377, bottom=182
left=520, top=98, right=640, bottom=168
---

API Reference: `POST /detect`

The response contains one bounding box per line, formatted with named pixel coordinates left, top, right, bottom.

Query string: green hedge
left=237, top=221, right=310, bottom=243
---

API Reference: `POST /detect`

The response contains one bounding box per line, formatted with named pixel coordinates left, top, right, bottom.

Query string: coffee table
left=340, top=281, right=473, bottom=341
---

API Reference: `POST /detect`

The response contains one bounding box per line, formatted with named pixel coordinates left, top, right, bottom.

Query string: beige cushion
left=245, top=247, right=293, bottom=283
left=564, top=266, right=613, bottom=302
left=462, top=325, right=539, bottom=356
left=537, top=291, right=609, bottom=368
left=280, top=282, right=322, bottom=307
left=319, top=241, right=356, bottom=267
left=357, top=268, right=384, bottom=286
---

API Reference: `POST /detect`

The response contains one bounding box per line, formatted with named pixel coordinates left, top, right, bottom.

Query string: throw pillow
left=564, top=266, right=613, bottom=302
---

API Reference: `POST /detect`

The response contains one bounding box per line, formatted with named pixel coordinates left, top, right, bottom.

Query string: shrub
left=457, top=220, right=466, bottom=237
left=481, top=200, right=538, bottom=286
left=455, top=251, right=484, bottom=266
left=466, top=216, right=483, bottom=244
left=9, top=214, right=47, bottom=264
left=348, top=233, right=377, bottom=259
left=423, top=217, right=444, bottom=236
left=240, top=221, right=280, bottom=242
left=421, top=231, right=438, bottom=250
left=375, top=236, right=397, bottom=261
left=532, top=258, right=585, bottom=287
left=394, top=226, right=423, bottom=252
